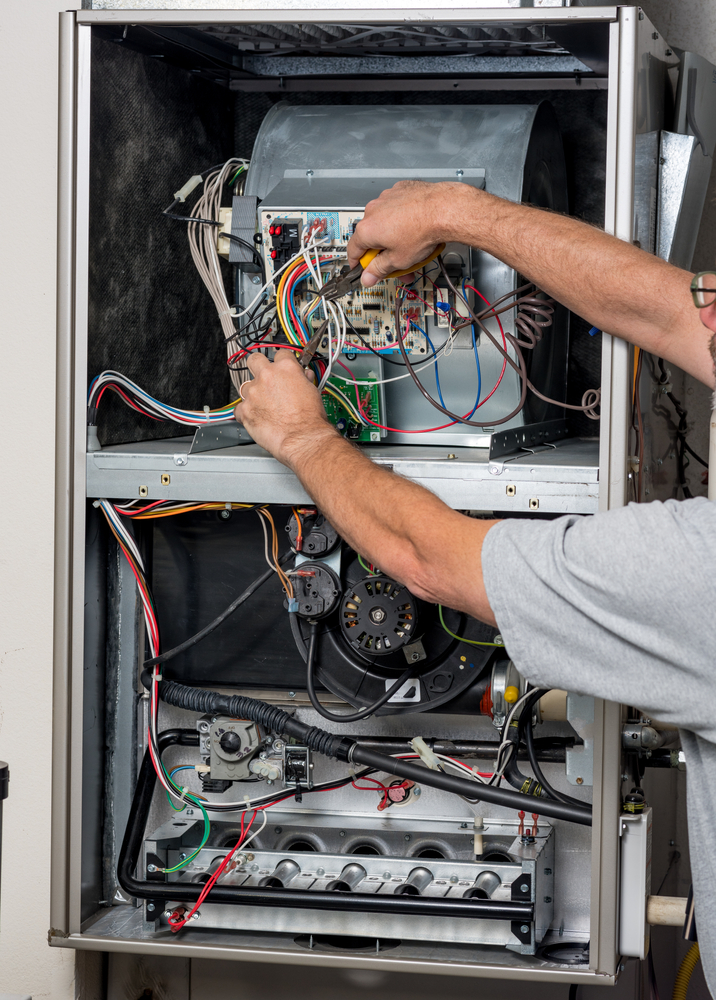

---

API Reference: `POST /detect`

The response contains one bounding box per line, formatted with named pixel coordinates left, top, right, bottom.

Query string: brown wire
left=437, top=257, right=601, bottom=421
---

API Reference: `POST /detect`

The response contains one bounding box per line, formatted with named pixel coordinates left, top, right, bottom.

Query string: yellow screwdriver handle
left=359, top=243, right=446, bottom=280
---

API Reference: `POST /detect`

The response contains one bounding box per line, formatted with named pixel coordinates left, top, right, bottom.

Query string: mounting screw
left=339, top=831, right=346, bottom=838
left=404, top=834, right=411, bottom=841
left=274, top=826, right=283, bottom=834
left=192, top=911, right=201, bottom=920
left=460, top=822, right=469, bottom=829
left=576, top=777, right=584, bottom=784
left=163, top=910, right=173, bottom=918
left=520, top=924, right=529, bottom=934
left=147, top=864, right=157, bottom=873
left=669, top=839, right=675, bottom=846
left=288, top=691, right=296, bottom=699
left=147, top=903, right=155, bottom=912
left=251, top=275, right=261, bottom=284
left=544, top=868, right=552, bottom=875
left=447, top=453, right=456, bottom=460
left=413, top=787, right=421, bottom=797
left=219, top=509, right=231, bottom=520
left=185, top=808, right=194, bottom=816
left=520, top=883, right=529, bottom=893
left=173, top=454, right=188, bottom=467
left=179, top=853, right=186, bottom=861
left=306, top=169, right=314, bottom=177
left=410, top=651, right=420, bottom=661
left=383, top=871, right=392, bottom=880
left=455, top=169, right=464, bottom=178
left=199, top=721, right=210, bottom=733
left=544, top=896, right=552, bottom=903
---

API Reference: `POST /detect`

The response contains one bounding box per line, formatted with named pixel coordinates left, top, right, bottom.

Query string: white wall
left=0, top=3, right=80, bottom=998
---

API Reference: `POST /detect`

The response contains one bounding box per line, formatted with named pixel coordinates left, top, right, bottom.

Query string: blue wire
left=170, top=766, right=195, bottom=781
left=417, top=324, right=447, bottom=408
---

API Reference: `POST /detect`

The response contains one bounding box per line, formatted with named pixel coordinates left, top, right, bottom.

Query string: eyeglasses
left=691, top=271, right=716, bottom=308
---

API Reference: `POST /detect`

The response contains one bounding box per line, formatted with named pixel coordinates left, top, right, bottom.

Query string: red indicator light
left=269, top=225, right=275, bottom=235
left=274, top=225, right=282, bottom=236
left=270, top=250, right=277, bottom=260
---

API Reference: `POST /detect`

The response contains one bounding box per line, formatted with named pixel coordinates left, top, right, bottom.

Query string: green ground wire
left=357, top=554, right=378, bottom=575
left=438, top=605, right=504, bottom=648
left=229, top=165, right=246, bottom=186
left=160, top=762, right=211, bottom=872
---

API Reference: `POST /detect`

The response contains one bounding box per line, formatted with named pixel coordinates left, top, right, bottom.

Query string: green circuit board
left=322, top=373, right=382, bottom=443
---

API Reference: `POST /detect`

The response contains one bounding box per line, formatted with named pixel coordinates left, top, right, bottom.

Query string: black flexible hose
left=305, top=621, right=415, bottom=723
left=144, top=551, right=293, bottom=668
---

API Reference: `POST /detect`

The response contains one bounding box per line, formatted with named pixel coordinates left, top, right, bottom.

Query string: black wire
left=200, top=767, right=380, bottom=814
left=220, top=232, right=266, bottom=284
left=522, top=690, right=592, bottom=811
left=144, top=551, right=293, bottom=668
left=568, top=985, right=579, bottom=1000
left=305, top=621, right=415, bottom=723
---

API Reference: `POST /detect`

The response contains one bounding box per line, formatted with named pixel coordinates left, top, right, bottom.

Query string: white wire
left=240, top=808, right=268, bottom=851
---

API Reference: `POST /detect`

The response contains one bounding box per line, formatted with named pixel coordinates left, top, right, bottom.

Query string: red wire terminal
left=531, top=813, right=539, bottom=836
left=518, top=810, right=525, bottom=837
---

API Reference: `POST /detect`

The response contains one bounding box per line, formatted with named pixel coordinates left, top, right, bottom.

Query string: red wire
left=170, top=811, right=259, bottom=933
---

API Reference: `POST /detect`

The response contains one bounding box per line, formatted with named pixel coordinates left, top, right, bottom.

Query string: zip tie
left=178, top=786, right=189, bottom=804
left=204, top=405, right=211, bottom=420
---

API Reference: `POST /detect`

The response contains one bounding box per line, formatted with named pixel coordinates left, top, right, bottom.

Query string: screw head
left=544, top=896, right=552, bottom=903
left=147, top=903, right=155, bottom=913
left=455, top=169, right=464, bottom=178
left=383, top=871, right=392, bottom=880
left=251, top=275, right=261, bottom=284
left=339, top=830, right=346, bottom=838
left=544, top=868, right=552, bottom=875
left=404, top=834, right=411, bottom=841
left=576, top=777, right=584, bottom=784
left=316, top=867, right=325, bottom=877
left=520, top=883, right=529, bottom=893
left=288, top=691, right=296, bottom=699
left=520, top=924, right=529, bottom=934
left=179, top=853, right=186, bottom=861
left=147, top=864, right=157, bottom=873
left=413, top=786, right=421, bottom=797
left=219, top=509, right=231, bottom=520
left=369, top=606, right=387, bottom=625
left=306, top=169, right=314, bottom=177
left=410, top=651, right=420, bottom=661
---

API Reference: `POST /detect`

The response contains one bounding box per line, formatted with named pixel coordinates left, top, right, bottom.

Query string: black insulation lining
left=88, top=36, right=235, bottom=446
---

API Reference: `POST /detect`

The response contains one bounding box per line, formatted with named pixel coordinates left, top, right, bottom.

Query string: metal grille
left=201, top=23, right=569, bottom=58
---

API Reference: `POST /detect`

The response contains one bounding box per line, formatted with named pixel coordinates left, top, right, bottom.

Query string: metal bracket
left=189, top=423, right=253, bottom=453
left=488, top=419, right=569, bottom=461
left=565, top=693, right=594, bottom=787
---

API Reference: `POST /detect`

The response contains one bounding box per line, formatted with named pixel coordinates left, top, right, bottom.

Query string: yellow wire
left=322, top=384, right=363, bottom=424
left=672, top=943, right=700, bottom=1000
left=276, top=254, right=308, bottom=345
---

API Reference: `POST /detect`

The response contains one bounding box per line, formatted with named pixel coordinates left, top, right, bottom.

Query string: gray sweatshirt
left=482, top=497, right=716, bottom=994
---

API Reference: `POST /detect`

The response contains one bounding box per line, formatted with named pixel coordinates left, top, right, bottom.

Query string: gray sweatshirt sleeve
left=481, top=497, right=716, bottom=740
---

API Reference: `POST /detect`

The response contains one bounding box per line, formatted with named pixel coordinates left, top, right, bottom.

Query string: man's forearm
left=351, top=182, right=714, bottom=387
left=285, top=428, right=498, bottom=626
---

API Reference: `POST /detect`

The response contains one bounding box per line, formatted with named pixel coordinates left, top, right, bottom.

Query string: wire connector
left=173, top=175, right=203, bottom=203
left=409, top=736, right=442, bottom=771
left=287, top=598, right=299, bottom=613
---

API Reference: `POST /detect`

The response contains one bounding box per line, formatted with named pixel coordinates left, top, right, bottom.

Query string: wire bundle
left=88, top=371, right=236, bottom=427
left=186, top=158, right=251, bottom=393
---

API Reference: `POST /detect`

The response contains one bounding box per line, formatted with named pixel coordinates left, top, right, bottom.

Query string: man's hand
left=348, top=180, right=474, bottom=287
left=234, top=351, right=337, bottom=467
